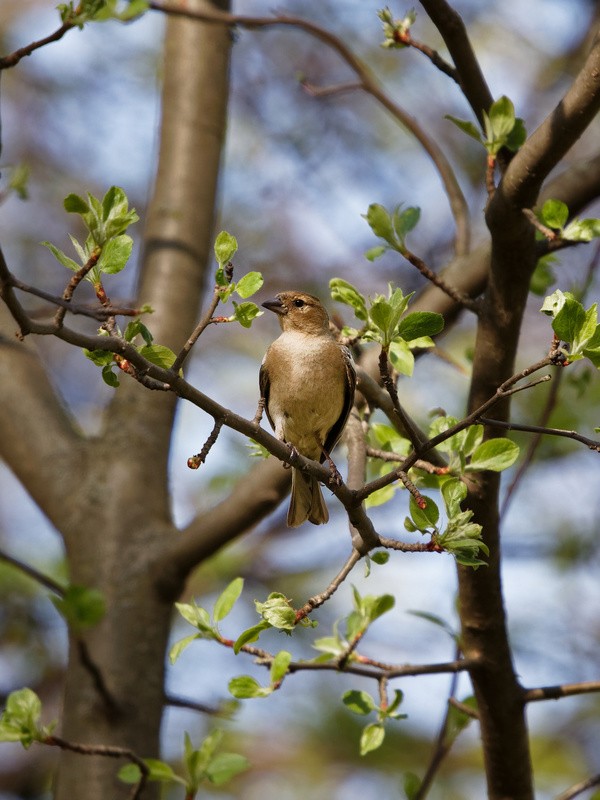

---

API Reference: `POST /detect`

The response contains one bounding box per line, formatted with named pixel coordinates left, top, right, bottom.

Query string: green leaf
left=9, top=163, right=30, bottom=200
left=365, top=482, right=396, bottom=508
left=255, top=593, right=296, bottom=630
left=139, top=344, right=177, bottom=369
left=343, top=689, right=376, bottom=715
left=392, top=206, right=420, bottom=243
left=562, top=217, right=600, bottom=242
left=505, top=117, right=527, bottom=151
left=214, top=231, right=238, bottom=267
left=403, top=771, right=422, bottom=800
left=270, top=650, right=292, bottom=684
left=235, top=271, right=263, bottom=298
left=83, top=348, right=113, bottom=366
left=213, top=577, right=244, bottom=623
left=364, top=593, right=395, bottom=623
left=175, top=601, right=214, bottom=633
left=441, top=478, right=467, bottom=518
left=467, top=439, right=519, bottom=472
left=540, top=289, right=566, bottom=317
left=487, top=95, right=517, bottom=142
left=51, top=585, right=105, bottom=633
left=124, top=319, right=153, bottom=345
left=360, top=722, right=385, bottom=755
left=408, top=610, right=457, bottom=640
left=231, top=301, right=262, bottom=328
left=329, top=278, right=369, bottom=321
left=206, top=752, right=249, bottom=786
left=445, top=115, right=483, bottom=144
left=96, top=234, right=133, bottom=275
left=228, top=675, right=272, bottom=699
left=388, top=338, right=415, bottom=376
left=365, top=245, right=388, bottom=262
left=552, top=294, right=586, bottom=345
left=370, top=551, right=390, bottom=565
left=64, top=193, right=90, bottom=214
left=41, top=241, right=81, bottom=272
left=396, top=311, right=444, bottom=342
left=540, top=199, right=569, bottom=231
left=363, top=203, right=397, bottom=246
left=0, top=688, right=44, bottom=748
left=233, top=620, right=271, bottom=654
left=409, top=495, right=439, bottom=530
left=169, top=633, right=200, bottom=664
left=102, top=365, right=120, bottom=387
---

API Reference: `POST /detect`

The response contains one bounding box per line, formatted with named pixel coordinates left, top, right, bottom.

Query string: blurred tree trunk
left=47, top=2, right=232, bottom=798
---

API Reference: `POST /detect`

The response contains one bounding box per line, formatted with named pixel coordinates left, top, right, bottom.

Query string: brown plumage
left=259, top=291, right=356, bottom=526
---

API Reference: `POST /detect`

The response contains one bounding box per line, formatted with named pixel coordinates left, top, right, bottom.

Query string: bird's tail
left=288, top=468, right=329, bottom=527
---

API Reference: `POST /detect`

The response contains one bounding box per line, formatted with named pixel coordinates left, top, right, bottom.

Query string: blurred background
left=1, top=1, right=600, bottom=797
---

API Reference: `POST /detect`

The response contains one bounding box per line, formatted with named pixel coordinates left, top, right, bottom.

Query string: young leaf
left=396, top=311, right=444, bottom=342
left=96, top=234, right=133, bottom=275
left=540, top=198, right=569, bottom=231
left=41, top=241, right=81, bottom=272
left=270, top=650, right=292, bottom=685
left=213, top=577, right=244, bottom=623
left=409, top=495, right=439, bottom=530
left=233, top=620, right=271, bottom=654
left=169, top=633, right=200, bottom=665
left=235, top=271, right=263, bottom=299
left=363, top=203, right=397, bottom=245
left=329, top=278, right=368, bottom=321
left=214, top=231, right=238, bottom=267
left=205, top=752, right=249, bottom=786
left=343, top=689, right=376, bottom=715
left=139, top=344, right=177, bottom=369
left=445, top=115, right=483, bottom=144
left=467, top=439, right=519, bottom=472
left=231, top=301, right=262, bottom=328
left=51, top=585, right=106, bottom=633
left=360, top=722, right=385, bottom=755
left=255, top=593, right=296, bottom=630
left=228, top=675, right=272, bottom=699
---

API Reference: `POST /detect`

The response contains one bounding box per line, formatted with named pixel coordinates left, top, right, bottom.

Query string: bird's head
left=262, top=291, right=330, bottom=334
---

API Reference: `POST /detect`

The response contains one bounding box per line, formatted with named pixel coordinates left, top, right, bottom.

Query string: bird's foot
left=326, top=456, right=343, bottom=487
left=283, top=443, right=299, bottom=470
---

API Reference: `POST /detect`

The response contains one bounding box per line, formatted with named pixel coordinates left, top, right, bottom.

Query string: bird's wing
left=258, top=357, right=275, bottom=431
left=322, top=346, right=356, bottom=458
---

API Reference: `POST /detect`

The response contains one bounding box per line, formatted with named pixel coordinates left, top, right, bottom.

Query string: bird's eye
left=293, top=298, right=305, bottom=308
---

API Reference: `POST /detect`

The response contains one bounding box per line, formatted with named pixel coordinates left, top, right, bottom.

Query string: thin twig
left=366, top=446, right=449, bottom=475
left=8, top=274, right=141, bottom=318
left=187, top=419, right=224, bottom=469
left=44, top=736, right=148, bottom=800
left=54, top=251, right=101, bottom=328
left=402, top=247, right=480, bottom=312
left=171, top=285, right=224, bottom=372
left=0, top=22, right=74, bottom=69
left=556, top=773, right=600, bottom=800
left=295, top=549, right=362, bottom=620
left=480, top=417, right=600, bottom=453
left=523, top=680, right=600, bottom=703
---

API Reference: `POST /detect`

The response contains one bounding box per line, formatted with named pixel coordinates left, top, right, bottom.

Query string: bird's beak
left=262, top=297, right=287, bottom=315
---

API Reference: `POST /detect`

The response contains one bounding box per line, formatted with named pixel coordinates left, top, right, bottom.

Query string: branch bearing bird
left=259, top=290, right=356, bottom=527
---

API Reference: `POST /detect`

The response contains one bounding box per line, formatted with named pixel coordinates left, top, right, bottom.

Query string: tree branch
left=148, top=0, right=470, bottom=256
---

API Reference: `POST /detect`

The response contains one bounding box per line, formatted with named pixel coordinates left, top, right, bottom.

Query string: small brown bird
left=259, top=291, right=356, bottom=527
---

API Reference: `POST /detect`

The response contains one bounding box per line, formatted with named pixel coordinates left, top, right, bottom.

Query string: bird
left=259, top=290, right=356, bottom=527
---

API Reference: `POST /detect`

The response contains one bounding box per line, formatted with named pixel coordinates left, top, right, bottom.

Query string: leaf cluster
left=330, top=278, right=443, bottom=375
left=378, top=6, right=417, bottom=49
left=541, top=290, right=600, bottom=368
left=213, top=231, right=264, bottom=328
left=447, top=95, right=526, bottom=157
left=538, top=199, right=600, bottom=243
left=118, top=730, right=248, bottom=794
left=42, top=186, right=138, bottom=288
left=0, top=689, right=55, bottom=749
